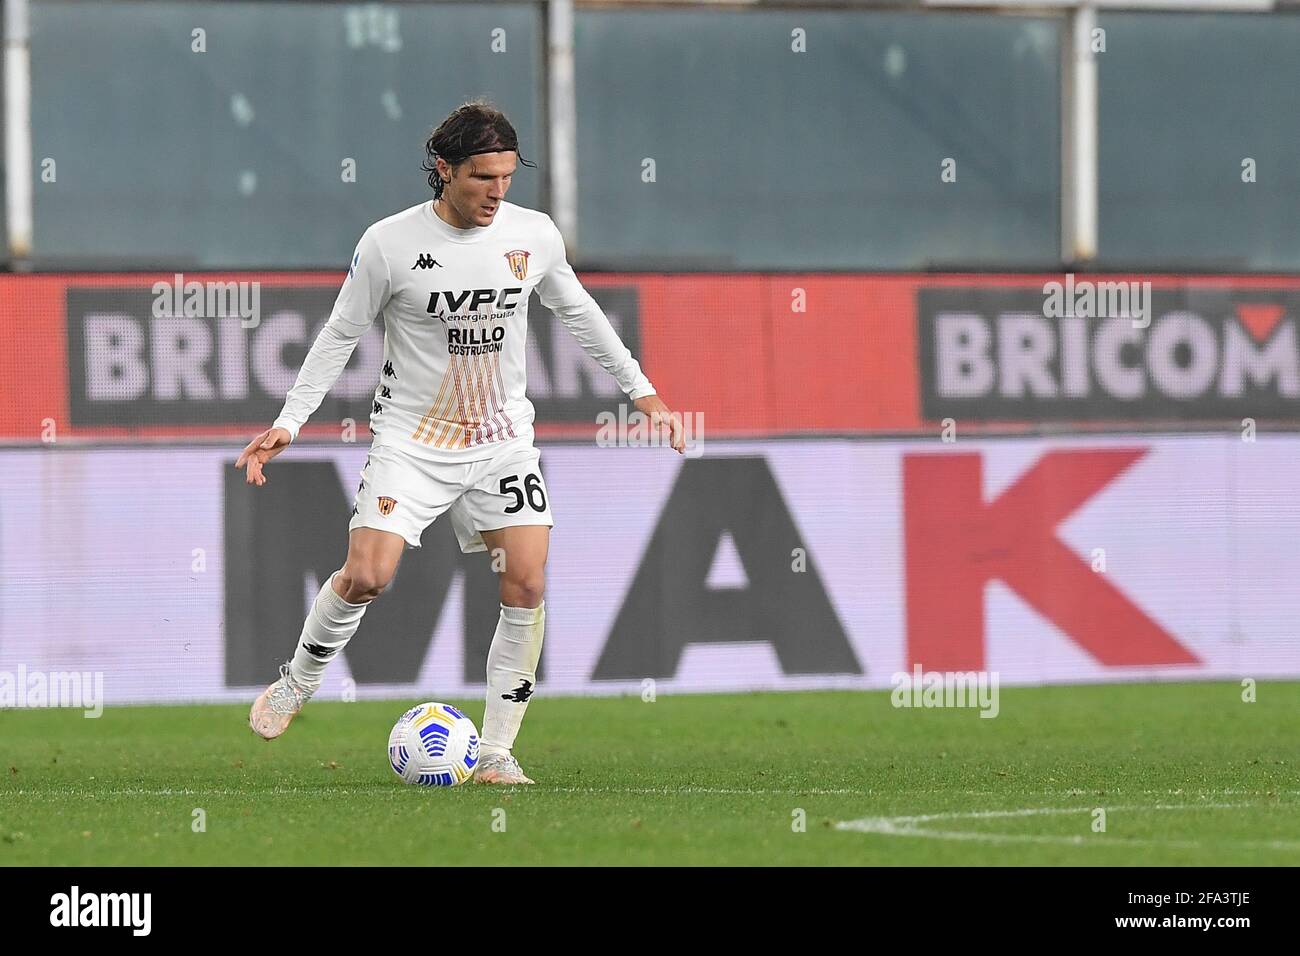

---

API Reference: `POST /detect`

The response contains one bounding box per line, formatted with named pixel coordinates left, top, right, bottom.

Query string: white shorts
left=348, top=441, right=554, bottom=552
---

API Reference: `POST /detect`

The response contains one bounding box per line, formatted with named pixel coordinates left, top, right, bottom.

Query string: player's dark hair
left=422, top=99, right=536, bottom=199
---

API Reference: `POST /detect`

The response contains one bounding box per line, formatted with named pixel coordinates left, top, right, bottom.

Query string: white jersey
left=273, top=199, right=655, bottom=461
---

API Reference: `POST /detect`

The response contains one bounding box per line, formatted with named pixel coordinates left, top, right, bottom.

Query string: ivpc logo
left=426, top=288, right=523, bottom=315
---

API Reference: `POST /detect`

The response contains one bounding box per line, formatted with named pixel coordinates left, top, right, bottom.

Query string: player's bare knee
left=337, top=565, right=395, bottom=603
left=501, top=572, right=545, bottom=609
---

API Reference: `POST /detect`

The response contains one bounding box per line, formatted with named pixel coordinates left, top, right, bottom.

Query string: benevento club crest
left=377, top=496, right=398, bottom=516
left=504, top=249, right=530, bottom=281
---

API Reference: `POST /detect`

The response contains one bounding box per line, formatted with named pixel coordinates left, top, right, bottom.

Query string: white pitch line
left=836, top=803, right=1300, bottom=850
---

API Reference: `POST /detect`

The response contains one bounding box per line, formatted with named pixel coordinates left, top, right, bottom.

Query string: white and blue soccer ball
left=388, top=702, right=480, bottom=787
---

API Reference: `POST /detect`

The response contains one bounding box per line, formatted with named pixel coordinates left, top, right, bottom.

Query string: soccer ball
left=388, top=702, right=480, bottom=787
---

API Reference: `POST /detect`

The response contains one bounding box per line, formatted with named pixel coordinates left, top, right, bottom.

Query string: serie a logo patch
left=377, top=496, right=398, bottom=515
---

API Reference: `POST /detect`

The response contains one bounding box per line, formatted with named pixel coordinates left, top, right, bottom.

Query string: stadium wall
left=3, top=272, right=1298, bottom=703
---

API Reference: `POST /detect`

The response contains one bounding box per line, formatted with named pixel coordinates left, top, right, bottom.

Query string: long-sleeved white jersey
left=273, top=199, right=656, bottom=461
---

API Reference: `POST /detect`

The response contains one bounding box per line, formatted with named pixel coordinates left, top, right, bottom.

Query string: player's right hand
left=235, top=427, right=292, bottom=486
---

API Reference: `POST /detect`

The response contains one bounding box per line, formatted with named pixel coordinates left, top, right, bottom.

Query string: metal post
left=1061, top=2, right=1098, bottom=264
left=546, top=0, right=578, bottom=255
left=4, top=0, right=32, bottom=263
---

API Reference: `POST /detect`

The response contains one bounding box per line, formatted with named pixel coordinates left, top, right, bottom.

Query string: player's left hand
left=235, top=426, right=292, bottom=486
left=634, top=394, right=686, bottom=455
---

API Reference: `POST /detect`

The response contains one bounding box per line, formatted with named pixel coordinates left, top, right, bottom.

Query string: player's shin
left=288, top=571, right=369, bottom=693
left=481, top=601, right=546, bottom=756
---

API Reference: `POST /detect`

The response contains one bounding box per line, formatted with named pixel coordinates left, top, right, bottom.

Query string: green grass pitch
left=1, top=682, right=1297, bottom=865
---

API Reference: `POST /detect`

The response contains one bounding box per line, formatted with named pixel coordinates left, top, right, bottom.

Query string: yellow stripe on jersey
left=412, top=359, right=457, bottom=443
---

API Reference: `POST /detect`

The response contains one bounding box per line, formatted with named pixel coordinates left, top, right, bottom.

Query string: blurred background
left=1, top=0, right=1297, bottom=705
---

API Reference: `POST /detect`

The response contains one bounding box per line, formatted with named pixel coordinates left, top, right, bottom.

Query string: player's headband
left=439, top=145, right=538, bottom=167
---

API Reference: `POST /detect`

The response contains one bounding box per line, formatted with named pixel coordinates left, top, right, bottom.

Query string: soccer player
left=236, top=101, right=683, bottom=784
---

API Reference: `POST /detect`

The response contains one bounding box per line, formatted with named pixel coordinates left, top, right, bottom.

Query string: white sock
left=481, top=601, right=546, bottom=756
left=288, top=571, right=369, bottom=694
